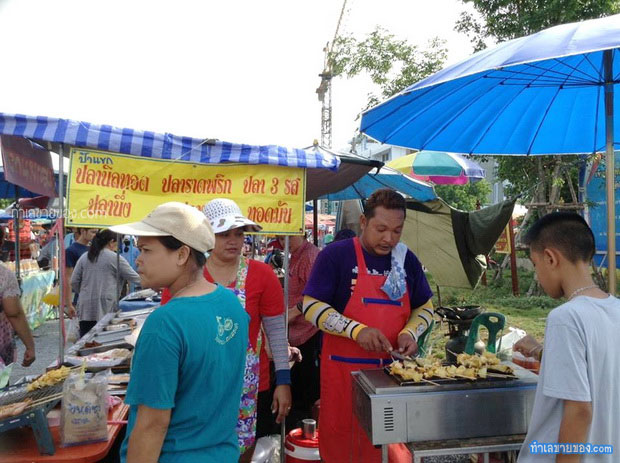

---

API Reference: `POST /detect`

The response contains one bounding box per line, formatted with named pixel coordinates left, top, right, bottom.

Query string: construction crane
left=316, top=0, right=349, bottom=150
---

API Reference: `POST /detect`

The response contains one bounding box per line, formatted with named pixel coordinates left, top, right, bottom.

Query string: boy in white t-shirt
left=515, top=212, right=619, bottom=462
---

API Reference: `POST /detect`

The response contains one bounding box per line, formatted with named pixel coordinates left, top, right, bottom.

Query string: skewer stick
left=486, top=372, right=518, bottom=379
left=421, top=378, right=441, bottom=386
left=27, top=393, right=64, bottom=408
left=454, top=374, right=477, bottom=380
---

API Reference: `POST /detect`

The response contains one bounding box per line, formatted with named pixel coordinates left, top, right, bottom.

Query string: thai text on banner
left=66, top=148, right=306, bottom=234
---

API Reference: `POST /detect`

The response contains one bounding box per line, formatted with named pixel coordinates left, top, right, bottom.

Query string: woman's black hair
left=87, top=229, right=117, bottom=263
left=157, top=235, right=206, bottom=268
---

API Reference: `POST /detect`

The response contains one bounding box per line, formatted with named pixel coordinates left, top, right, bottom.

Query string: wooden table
left=0, top=402, right=128, bottom=463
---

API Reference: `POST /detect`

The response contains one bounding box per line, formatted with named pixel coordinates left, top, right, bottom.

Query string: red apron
left=319, top=237, right=411, bottom=463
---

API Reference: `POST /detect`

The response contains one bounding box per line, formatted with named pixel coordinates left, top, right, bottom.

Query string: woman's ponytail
left=87, top=229, right=116, bottom=263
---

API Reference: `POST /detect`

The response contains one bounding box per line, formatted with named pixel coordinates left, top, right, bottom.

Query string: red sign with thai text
left=1, top=135, right=56, bottom=197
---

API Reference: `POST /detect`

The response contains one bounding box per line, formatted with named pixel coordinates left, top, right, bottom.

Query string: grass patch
left=421, top=268, right=561, bottom=357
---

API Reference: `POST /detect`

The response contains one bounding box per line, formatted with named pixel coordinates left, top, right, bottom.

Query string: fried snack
left=488, top=363, right=514, bottom=374
left=389, top=361, right=424, bottom=382
left=456, top=352, right=514, bottom=375
left=83, top=341, right=102, bottom=348
left=0, top=398, right=33, bottom=419
left=415, top=358, right=435, bottom=368
left=400, top=367, right=424, bottom=382
left=26, top=366, right=71, bottom=392
left=390, top=353, right=512, bottom=383
left=389, top=360, right=406, bottom=377
left=457, top=351, right=504, bottom=367
left=482, top=351, right=501, bottom=365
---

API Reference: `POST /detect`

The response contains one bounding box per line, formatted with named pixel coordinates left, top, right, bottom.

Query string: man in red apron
left=302, top=188, right=434, bottom=463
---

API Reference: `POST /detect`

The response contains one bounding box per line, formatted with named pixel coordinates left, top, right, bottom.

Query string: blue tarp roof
left=0, top=112, right=340, bottom=171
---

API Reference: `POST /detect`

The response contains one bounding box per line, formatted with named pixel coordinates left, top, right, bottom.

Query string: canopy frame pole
left=117, top=235, right=121, bottom=309
left=313, top=200, right=319, bottom=246
left=14, top=185, right=21, bottom=286
left=604, top=49, right=616, bottom=296
left=280, top=235, right=290, bottom=463
left=58, top=145, right=66, bottom=362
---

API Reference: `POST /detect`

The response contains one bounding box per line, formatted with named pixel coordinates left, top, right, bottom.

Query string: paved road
left=10, top=319, right=69, bottom=383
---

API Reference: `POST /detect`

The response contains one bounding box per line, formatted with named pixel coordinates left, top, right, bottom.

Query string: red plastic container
left=512, top=351, right=540, bottom=374
left=285, top=428, right=320, bottom=462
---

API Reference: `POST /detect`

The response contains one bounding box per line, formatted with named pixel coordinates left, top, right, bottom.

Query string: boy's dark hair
left=523, top=212, right=595, bottom=263
left=363, top=188, right=406, bottom=219
left=157, top=235, right=206, bottom=268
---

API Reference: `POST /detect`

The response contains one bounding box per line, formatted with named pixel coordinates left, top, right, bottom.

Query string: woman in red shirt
left=162, top=198, right=291, bottom=462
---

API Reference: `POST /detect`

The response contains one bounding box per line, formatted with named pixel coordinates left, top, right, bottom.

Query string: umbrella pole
left=604, top=50, right=616, bottom=296
left=281, top=235, right=290, bottom=463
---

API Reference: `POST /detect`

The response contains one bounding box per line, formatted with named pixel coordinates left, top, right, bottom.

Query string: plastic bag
left=42, top=285, right=60, bottom=306
left=0, top=363, right=14, bottom=389
left=60, top=370, right=109, bottom=447
left=495, top=326, right=527, bottom=358
left=66, top=318, right=80, bottom=344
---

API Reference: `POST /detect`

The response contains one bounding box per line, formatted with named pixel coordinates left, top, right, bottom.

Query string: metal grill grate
left=0, top=382, right=64, bottom=408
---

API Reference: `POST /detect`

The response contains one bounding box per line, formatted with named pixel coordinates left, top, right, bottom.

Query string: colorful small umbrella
left=387, top=151, right=485, bottom=185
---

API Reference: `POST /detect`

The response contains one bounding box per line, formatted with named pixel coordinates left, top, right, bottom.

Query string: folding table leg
left=30, top=409, right=55, bottom=455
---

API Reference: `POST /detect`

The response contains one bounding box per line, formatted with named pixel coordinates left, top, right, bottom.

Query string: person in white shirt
left=515, top=212, right=619, bottom=462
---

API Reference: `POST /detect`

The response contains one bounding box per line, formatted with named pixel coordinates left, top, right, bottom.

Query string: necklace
left=172, top=277, right=202, bottom=299
left=206, top=259, right=238, bottom=287
left=568, top=284, right=599, bottom=300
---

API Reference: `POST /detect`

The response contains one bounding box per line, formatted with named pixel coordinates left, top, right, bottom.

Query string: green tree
left=456, top=0, right=620, bottom=206
left=331, top=29, right=489, bottom=209
left=456, top=0, right=620, bottom=52
left=435, top=179, right=492, bottom=211
left=331, top=27, right=448, bottom=111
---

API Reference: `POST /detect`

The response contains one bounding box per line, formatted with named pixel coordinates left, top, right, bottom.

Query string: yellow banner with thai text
left=67, top=148, right=306, bottom=234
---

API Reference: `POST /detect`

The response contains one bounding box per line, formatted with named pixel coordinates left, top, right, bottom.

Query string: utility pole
left=316, top=0, right=349, bottom=215
left=316, top=0, right=348, bottom=150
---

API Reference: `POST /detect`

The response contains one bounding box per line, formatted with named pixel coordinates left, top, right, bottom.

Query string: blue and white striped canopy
left=0, top=113, right=340, bottom=171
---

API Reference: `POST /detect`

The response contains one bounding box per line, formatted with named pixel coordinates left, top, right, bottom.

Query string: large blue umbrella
left=360, top=13, right=620, bottom=293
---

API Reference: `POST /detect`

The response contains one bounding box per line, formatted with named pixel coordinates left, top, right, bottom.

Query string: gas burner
left=436, top=305, right=484, bottom=362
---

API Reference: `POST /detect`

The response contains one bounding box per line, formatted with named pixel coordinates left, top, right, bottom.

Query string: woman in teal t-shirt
left=111, top=202, right=249, bottom=463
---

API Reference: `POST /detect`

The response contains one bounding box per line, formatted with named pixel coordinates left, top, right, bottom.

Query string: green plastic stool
left=416, top=320, right=435, bottom=358
left=464, top=312, right=506, bottom=355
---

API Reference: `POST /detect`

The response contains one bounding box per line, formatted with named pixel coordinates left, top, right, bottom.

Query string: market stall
left=0, top=111, right=342, bottom=462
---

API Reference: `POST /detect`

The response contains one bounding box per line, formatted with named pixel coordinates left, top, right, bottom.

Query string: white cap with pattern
left=202, top=198, right=262, bottom=234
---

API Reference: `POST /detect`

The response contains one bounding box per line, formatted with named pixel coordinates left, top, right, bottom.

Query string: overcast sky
left=0, top=0, right=476, bottom=152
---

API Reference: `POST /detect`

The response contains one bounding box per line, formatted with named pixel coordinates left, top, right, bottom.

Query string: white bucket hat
left=110, top=202, right=215, bottom=252
left=202, top=198, right=262, bottom=234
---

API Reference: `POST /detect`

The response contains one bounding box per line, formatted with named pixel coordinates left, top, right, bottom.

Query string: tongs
left=388, top=350, right=416, bottom=362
